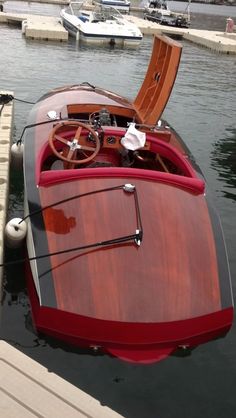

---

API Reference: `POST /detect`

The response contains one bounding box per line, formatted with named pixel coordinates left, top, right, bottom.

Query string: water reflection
left=211, top=128, right=236, bottom=201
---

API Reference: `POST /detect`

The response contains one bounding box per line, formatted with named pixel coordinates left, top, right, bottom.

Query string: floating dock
left=0, top=91, right=13, bottom=285
left=22, top=15, right=68, bottom=41
left=0, top=341, right=123, bottom=417
left=0, top=8, right=236, bottom=52
left=126, top=15, right=236, bottom=54
left=0, top=93, right=123, bottom=418
left=0, top=11, right=68, bottom=41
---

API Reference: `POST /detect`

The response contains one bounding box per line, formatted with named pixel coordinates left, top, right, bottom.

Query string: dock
left=0, top=91, right=13, bottom=283
left=0, top=7, right=236, bottom=52
left=0, top=11, right=68, bottom=41
left=126, top=15, right=236, bottom=54
left=0, top=341, right=123, bottom=417
left=0, top=93, right=123, bottom=417
left=22, top=14, right=68, bottom=41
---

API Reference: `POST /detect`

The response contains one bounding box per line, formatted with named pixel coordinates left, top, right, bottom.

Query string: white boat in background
left=96, top=0, right=130, bottom=13
left=60, top=2, right=142, bottom=46
left=144, top=0, right=171, bottom=16
left=144, top=0, right=191, bottom=28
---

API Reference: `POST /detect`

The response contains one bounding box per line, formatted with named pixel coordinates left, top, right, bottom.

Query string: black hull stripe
left=206, top=191, right=233, bottom=309
left=24, top=111, right=57, bottom=308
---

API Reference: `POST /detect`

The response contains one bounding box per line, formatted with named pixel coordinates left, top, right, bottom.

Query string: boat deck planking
left=39, top=176, right=221, bottom=323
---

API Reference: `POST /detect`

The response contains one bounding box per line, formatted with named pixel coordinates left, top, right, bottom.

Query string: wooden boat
left=21, top=35, right=233, bottom=364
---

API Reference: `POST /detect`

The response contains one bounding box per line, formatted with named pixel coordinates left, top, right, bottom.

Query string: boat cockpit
left=37, top=103, right=203, bottom=196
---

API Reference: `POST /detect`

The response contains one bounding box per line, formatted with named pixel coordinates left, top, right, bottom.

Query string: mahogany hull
left=22, top=35, right=233, bottom=363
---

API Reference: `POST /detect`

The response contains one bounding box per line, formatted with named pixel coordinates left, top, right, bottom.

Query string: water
left=1, top=2, right=236, bottom=417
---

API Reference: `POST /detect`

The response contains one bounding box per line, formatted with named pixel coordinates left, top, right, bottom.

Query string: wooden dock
left=0, top=341, right=123, bottom=417
left=0, top=7, right=236, bottom=52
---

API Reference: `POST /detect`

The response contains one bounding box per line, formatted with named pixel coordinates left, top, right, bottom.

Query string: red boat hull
left=22, top=35, right=233, bottom=364
left=26, top=259, right=233, bottom=363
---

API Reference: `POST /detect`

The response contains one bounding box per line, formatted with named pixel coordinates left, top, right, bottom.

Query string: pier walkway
left=0, top=341, right=123, bottom=417
left=127, top=14, right=236, bottom=54
left=0, top=11, right=68, bottom=41
left=0, top=91, right=13, bottom=283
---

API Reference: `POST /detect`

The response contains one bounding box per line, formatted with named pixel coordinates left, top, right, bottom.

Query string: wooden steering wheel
left=49, top=121, right=100, bottom=165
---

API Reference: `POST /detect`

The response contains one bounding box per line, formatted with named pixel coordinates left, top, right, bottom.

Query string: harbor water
left=1, top=2, right=236, bottom=417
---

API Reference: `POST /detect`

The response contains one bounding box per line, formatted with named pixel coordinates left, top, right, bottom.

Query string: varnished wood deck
left=39, top=175, right=221, bottom=323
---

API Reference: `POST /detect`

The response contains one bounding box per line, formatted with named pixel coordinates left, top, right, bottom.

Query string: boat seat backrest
left=39, top=167, right=205, bottom=195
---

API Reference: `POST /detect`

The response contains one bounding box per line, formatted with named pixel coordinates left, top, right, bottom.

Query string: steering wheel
left=48, top=121, right=100, bottom=165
